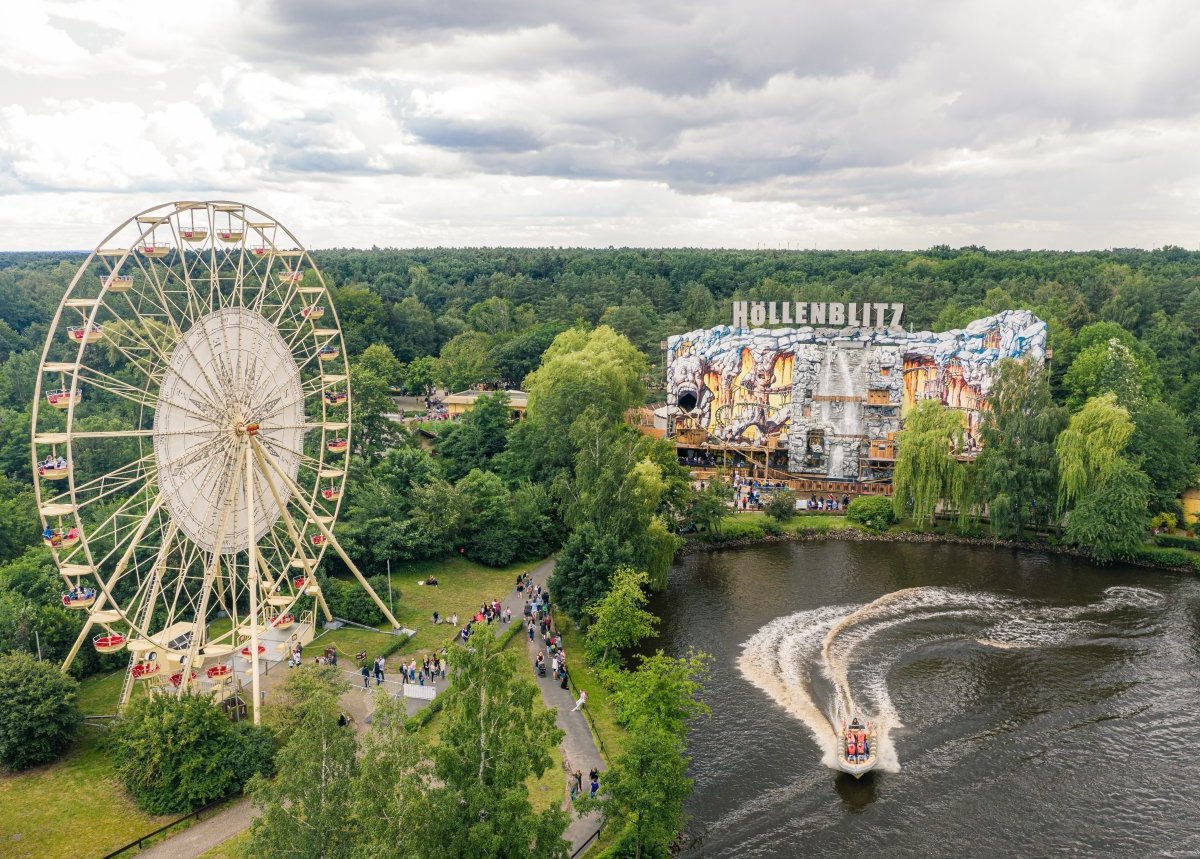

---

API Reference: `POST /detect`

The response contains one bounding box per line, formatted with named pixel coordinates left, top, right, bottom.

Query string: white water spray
left=739, top=585, right=1163, bottom=774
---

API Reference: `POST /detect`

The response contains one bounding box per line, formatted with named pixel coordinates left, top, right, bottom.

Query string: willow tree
left=892, top=400, right=968, bottom=525
left=1054, top=393, right=1134, bottom=516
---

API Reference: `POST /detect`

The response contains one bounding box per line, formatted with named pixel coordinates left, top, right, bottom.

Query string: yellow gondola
left=317, top=345, right=339, bottom=362
left=139, top=243, right=171, bottom=258
left=321, top=486, right=342, bottom=501
left=46, top=527, right=81, bottom=550
left=281, top=271, right=303, bottom=284
left=101, top=274, right=133, bottom=292
left=67, top=325, right=103, bottom=344
left=61, top=589, right=96, bottom=609
left=270, top=614, right=295, bottom=630
left=180, top=228, right=207, bottom=242
left=327, top=437, right=348, bottom=453
left=38, top=462, right=69, bottom=481
left=324, top=390, right=348, bottom=406
left=218, top=229, right=244, bottom=242
left=302, top=304, right=325, bottom=320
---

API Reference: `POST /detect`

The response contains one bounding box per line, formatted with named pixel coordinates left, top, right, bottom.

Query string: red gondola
left=169, top=671, right=198, bottom=688
left=131, top=661, right=159, bottom=680
left=240, top=644, right=266, bottom=659
left=93, top=632, right=125, bottom=653
left=206, top=664, right=232, bottom=679
left=326, top=438, right=348, bottom=453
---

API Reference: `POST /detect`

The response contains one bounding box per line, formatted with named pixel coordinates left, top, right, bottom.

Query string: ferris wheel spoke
left=129, top=253, right=188, bottom=334
left=61, top=453, right=155, bottom=510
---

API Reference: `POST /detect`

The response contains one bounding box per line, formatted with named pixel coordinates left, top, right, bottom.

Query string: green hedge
left=1131, top=546, right=1200, bottom=571
left=1155, top=534, right=1200, bottom=551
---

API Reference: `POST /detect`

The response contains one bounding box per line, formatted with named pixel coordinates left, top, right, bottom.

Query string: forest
left=1, top=245, right=1199, bottom=671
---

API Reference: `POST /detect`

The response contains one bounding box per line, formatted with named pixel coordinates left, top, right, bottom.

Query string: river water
left=646, top=540, right=1200, bottom=858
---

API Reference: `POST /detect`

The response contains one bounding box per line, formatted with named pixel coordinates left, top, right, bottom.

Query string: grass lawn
left=0, top=727, right=171, bottom=859
left=77, top=668, right=125, bottom=716
left=198, top=829, right=250, bottom=859
left=726, top=511, right=861, bottom=533
left=312, top=555, right=546, bottom=669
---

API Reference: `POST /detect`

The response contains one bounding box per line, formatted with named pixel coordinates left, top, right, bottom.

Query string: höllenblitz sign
left=731, top=301, right=904, bottom=330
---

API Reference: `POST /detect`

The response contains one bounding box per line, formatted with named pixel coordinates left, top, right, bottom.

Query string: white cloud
left=2, top=0, right=1200, bottom=249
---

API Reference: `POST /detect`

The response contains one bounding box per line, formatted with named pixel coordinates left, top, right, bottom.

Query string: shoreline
left=681, top=525, right=1198, bottom=575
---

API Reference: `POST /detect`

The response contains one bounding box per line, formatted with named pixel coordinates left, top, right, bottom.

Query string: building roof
left=443, top=389, right=528, bottom=407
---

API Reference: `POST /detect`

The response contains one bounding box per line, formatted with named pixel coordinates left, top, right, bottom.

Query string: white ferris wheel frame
left=30, top=200, right=399, bottom=724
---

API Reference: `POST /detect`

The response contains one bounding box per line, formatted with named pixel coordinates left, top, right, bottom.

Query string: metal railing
left=98, top=797, right=230, bottom=858
left=571, top=827, right=603, bottom=858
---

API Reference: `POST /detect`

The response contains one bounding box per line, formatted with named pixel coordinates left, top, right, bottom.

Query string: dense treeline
left=1, top=246, right=1199, bottom=668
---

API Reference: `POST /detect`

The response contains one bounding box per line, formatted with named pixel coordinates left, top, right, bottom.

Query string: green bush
left=845, top=496, right=896, bottom=532
left=1132, top=546, right=1194, bottom=569
left=228, top=722, right=278, bottom=787
left=324, top=577, right=385, bottom=626
left=110, top=694, right=272, bottom=814
left=1155, top=534, right=1200, bottom=551
left=0, top=652, right=81, bottom=771
left=698, top=518, right=765, bottom=544
left=763, top=491, right=798, bottom=523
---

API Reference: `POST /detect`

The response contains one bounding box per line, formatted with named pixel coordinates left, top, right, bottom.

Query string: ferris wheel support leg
left=177, top=472, right=240, bottom=698
left=60, top=494, right=168, bottom=674
left=119, top=522, right=177, bottom=711
left=245, top=444, right=262, bottom=726
left=251, top=438, right=402, bottom=630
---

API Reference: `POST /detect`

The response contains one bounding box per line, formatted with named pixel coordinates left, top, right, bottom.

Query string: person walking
left=589, top=773, right=599, bottom=799
left=374, top=656, right=385, bottom=686
left=360, top=662, right=370, bottom=690
left=572, top=689, right=588, bottom=712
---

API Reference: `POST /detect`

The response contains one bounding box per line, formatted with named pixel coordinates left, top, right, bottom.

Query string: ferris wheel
left=31, top=201, right=398, bottom=722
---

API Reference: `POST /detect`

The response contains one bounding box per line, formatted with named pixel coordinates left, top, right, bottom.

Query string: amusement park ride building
left=664, top=310, right=1047, bottom=487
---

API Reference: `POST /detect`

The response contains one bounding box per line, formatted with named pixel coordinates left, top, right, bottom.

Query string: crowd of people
left=807, top=493, right=851, bottom=511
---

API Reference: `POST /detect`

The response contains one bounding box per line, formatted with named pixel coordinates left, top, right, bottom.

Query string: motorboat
left=836, top=716, right=878, bottom=778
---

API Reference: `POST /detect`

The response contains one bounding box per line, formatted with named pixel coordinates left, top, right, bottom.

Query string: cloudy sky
left=2, top=0, right=1199, bottom=250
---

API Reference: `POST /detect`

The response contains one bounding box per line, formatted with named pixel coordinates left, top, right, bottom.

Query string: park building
left=442, top=389, right=528, bottom=421
left=662, top=307, right=1047, bottom=494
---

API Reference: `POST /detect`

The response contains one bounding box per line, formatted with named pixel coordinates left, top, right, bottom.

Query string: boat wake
left=738, top=585, right=1164, bottom=773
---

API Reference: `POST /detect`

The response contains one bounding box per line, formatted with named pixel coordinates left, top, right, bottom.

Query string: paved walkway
left=135, top=797, right=253, bottom=859
left=134, top=557, right=604, bottom=858
left=513, top=558, right=605, bottom=852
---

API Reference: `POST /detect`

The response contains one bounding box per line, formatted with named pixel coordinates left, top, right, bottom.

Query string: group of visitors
left=358, top=652, right=446, bottom=690
left=63, top=586, right=95, bottom=603
left=808, top=493, right=851, bottom=511
left=568, top=767, right=601, bottom=801
left=40, top=454, right=67, bottom=470
left=42, top=525, right=80, bottom=545
left=298, top=646, right=339, bottom=669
